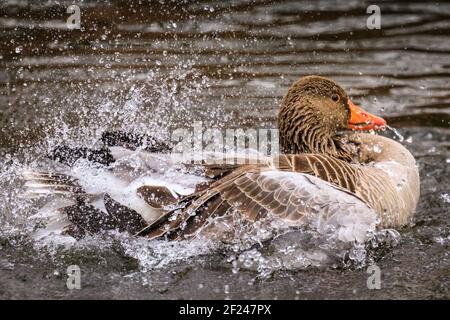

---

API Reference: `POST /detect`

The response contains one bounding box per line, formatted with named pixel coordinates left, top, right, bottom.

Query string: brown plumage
left=137, top=76, right=420, bottom=241
left=25, top=76, right=420, bottom=244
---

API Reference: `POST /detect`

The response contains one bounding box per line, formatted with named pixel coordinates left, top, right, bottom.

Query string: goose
left=24, top=75, right=420, bottom=245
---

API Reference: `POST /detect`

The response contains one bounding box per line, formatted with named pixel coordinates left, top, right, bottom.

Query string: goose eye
left=331, top=94, right=340, bottom=102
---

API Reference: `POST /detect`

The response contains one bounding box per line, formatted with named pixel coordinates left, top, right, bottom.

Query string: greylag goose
left=24, top=76, right=420, bottom=245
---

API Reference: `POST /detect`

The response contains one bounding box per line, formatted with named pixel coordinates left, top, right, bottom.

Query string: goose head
left=278, top=75, right=386, bottom=161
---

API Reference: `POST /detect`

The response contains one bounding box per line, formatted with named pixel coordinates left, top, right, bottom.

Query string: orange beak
left=347, top=98, right=386, bottom=131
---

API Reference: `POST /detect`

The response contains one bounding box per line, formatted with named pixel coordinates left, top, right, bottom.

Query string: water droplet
left=224, top=284, right=230, bottom=294
left=15, top=46, right=23, bottom=54
left=373, top=144, right=382, bottom=153
left=440, top=193, right=450, bottom=204
left=386, top=125, right=404, bottom=142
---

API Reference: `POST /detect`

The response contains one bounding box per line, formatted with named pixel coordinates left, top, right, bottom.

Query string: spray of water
left=386, top=125, right=404, bottom=142
left=0, top=65, right=401, bottom=279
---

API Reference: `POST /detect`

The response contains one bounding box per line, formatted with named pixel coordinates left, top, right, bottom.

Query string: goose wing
left=139, top=155, right=376, bottom=242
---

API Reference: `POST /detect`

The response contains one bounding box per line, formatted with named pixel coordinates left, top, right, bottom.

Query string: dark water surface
left=0, top=0, right=449, bottom=299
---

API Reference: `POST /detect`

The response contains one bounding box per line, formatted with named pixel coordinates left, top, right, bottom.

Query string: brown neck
left=278, top=107, right=359, bottom=162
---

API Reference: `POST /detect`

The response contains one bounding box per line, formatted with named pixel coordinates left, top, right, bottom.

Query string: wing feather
left=140, top=153, right=380, bottom=241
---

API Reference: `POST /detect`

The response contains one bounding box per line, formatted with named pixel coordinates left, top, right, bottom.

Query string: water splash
left=386, top=125, right=404, bottom=142
left=2, top=151, right=394, bottom=279
left=440, top=193, right=450, bottom=204
left=0, top=62, right=403, bottom=279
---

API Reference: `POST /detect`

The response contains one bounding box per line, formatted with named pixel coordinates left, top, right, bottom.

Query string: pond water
left=0, top=0, right=449, bottom=299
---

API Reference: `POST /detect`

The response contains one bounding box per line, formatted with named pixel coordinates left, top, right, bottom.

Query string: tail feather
left=21, top=130, right=194, bottom=242
left=29, top=198, right=76, bottom=219
left=24, top=170, right=114, bottom=238
left=24, top=169, right=153, bottom=238
left=23, top=171, right=84, bottom=198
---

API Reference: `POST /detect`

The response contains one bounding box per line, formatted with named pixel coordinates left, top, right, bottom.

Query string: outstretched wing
left=139, top=154, right=376, bottom=242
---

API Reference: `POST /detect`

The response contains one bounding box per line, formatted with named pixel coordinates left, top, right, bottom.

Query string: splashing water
left=1, top=160, right=398, bottom=278
left=386, top=125, right=405, bottom=142
left=0, top=65, right=403, bottom=279
left=1, top=149, right=397, bottom=278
